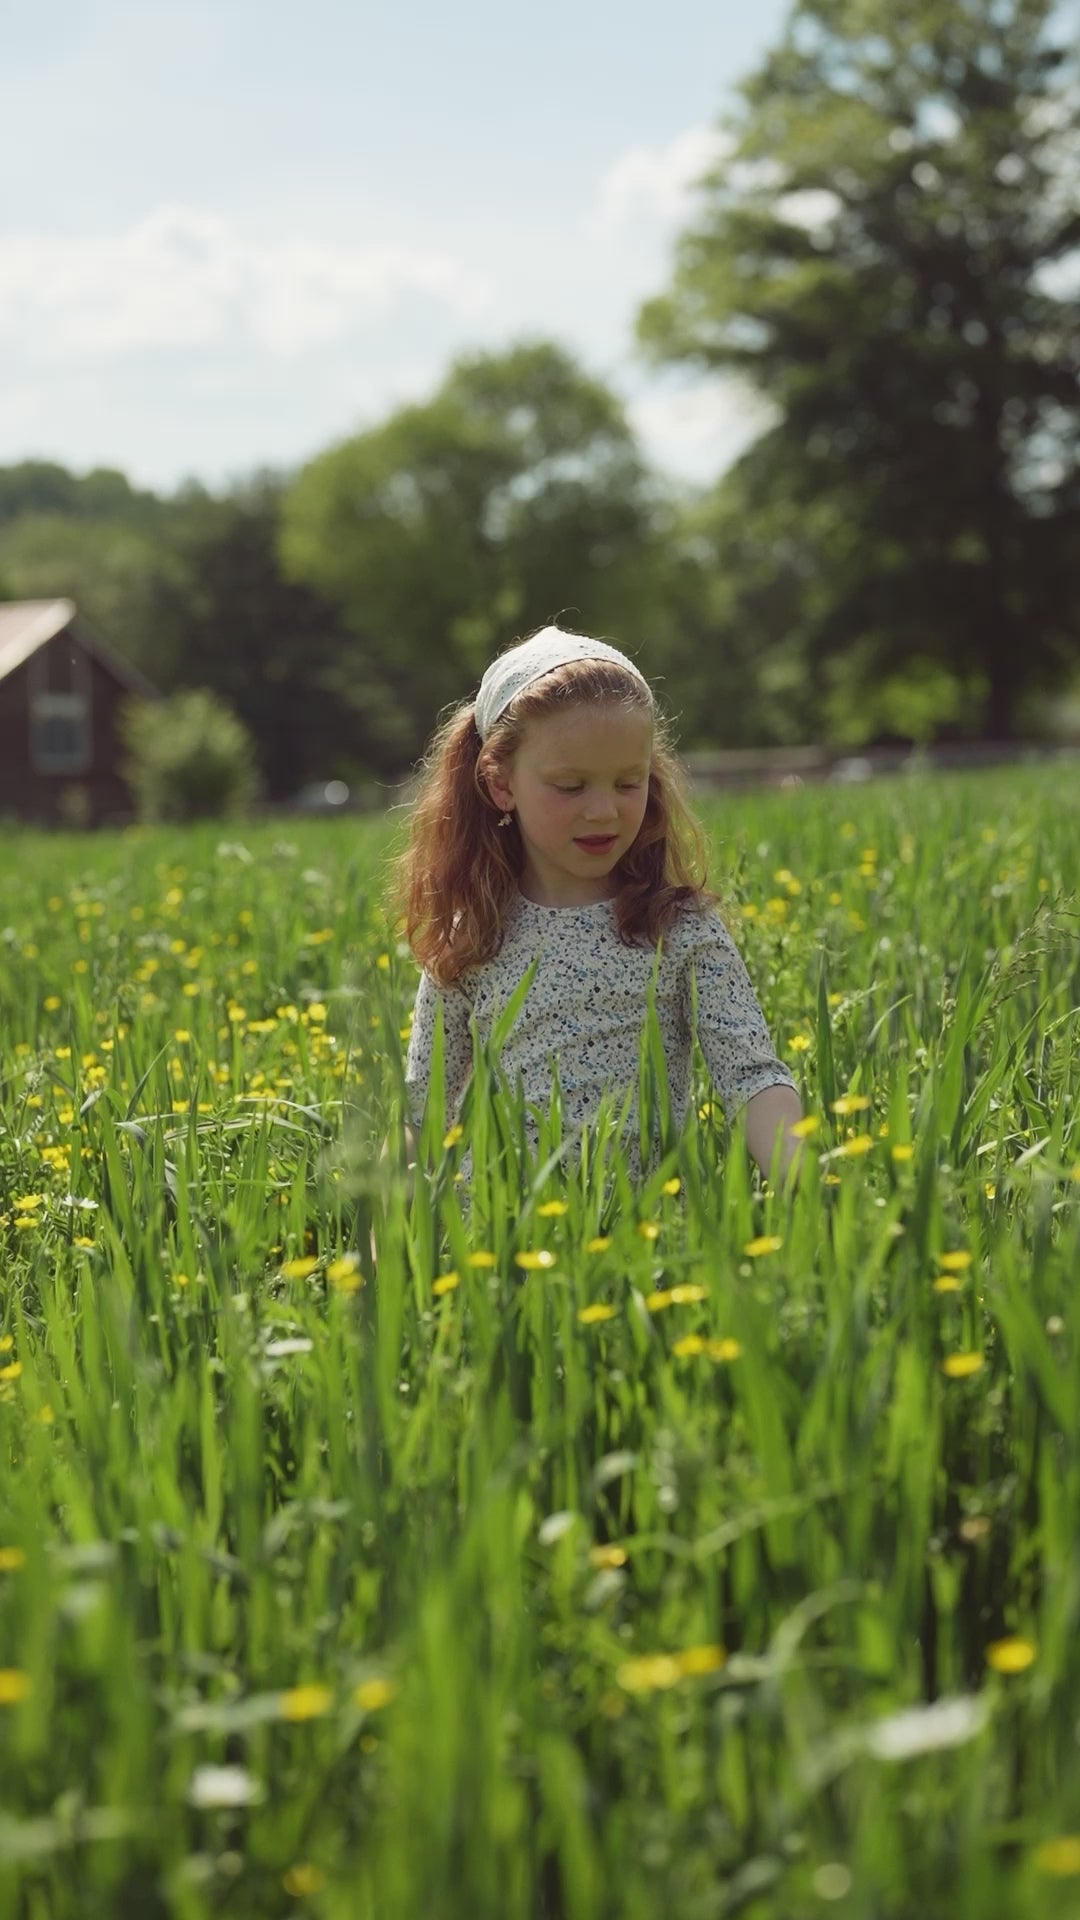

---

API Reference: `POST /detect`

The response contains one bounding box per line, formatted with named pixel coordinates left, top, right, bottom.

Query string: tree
left=0, top=510, right=174, bottom=681
left=278, top=342, right=671, bottom=764
left=118, top=688, right=260, bottom=822
left=638, top=0, right=1080, bottom=742
left=141, top=477, right=362, bottom=797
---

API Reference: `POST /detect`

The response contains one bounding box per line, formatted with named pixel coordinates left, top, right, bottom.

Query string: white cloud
left=628, top=377, right=777, bottom=484
left=593, top=125, right=732, bottom=234
left=0, top=204, right=494, bottom=361
left=775, top=188, right=843, bottom=230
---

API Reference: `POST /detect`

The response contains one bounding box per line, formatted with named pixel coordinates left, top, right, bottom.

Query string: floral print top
left=403, top=889, right=798, bottom=1184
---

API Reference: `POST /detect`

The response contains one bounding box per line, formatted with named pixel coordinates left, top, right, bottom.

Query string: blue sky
left=4, top=0, right=794, bottom=493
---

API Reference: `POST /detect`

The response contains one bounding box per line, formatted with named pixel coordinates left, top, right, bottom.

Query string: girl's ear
left=484, top=763, right=514, bottom=811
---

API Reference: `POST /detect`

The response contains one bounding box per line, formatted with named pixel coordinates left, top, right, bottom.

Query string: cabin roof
left=0, top=599, right=157, bottom=696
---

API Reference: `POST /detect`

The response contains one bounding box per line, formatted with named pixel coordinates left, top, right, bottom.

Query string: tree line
left=2, top=0, right=1076, bottom=799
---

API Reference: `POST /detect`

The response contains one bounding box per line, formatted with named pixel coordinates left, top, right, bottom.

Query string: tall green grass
left=0, top=767, right=1077, bottom=1918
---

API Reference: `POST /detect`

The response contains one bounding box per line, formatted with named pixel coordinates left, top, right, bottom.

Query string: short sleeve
left=682, top=912, right=798, bottom=1118
left=403, top=969, right=475, bottom=1130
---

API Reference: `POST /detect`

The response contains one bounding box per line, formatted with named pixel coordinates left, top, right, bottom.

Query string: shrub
left=118, top=688, right=260, bottom=822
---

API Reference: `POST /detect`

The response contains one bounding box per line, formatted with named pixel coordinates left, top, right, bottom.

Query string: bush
left=118, top=688, right=260, bottom=822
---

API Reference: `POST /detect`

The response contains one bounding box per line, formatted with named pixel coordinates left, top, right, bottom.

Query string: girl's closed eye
left=553, top=782, right=643, bottom=793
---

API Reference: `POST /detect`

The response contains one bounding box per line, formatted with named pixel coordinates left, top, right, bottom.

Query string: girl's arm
left=742, top=1083, right=810, bottom=1190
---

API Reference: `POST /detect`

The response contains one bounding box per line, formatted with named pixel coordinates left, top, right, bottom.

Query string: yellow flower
left=515, top=1249, right=556, bottom=1271
left=743, top=1236, right=783, bottom=1257
left=13, top=1194, right=43, bottom=1210
left=36, top=1405, right=54, bottom=1425
left=617, top=1644, right=726, bottom=1692
left=280, top=1683, right=334, bottom=1720
left=327, top=1256, right=363, bottom=1292
left=537, top=1199, right=569, bottom=1216
left=984, top=1183, right=997, bottom=1200
left=675, top=1644, right=726, bottom=1676
left=43, top=995, right=62, bottom=1011
left=1033, top=1838, right=1080, bottom=1877
left=442, top=1125, right=464, bottom=1149
left=985, top=1636, right=1036, bottom=1674
left=467, top=1251, right=497, bottom=1268
left=0, top=1362, right=23, bottom=1383
left=616, top=1654, right=683, bottom=1693
left=578, top=1304, right=616, bottom=1325
left=637, top=1221, right=660, bottom=1241
left=353, top=1677, right=397, bottom=1712
left=830, top=1095, right=870, bottom=1116
left=788, top=1034, right=812, bottom=1053
left=281, top=1257, right=319, bottom=1280
left=432, top=1272, right=460, bottom=1297
left=835, top=1134, right=875, bottom=1156
left=0, top=1548, right=26, bottom=1572
left=590, top=1545, right=627, bottom=1569
left=662, top=1177, right=682, bottom=1195
left=673, top=1334, right=706, bottom=1357
left=891, top=1144, right=915, bottom=1162
left=0, top=1337, right=13, bottom=1353
left=283, top=1864, right=324, bottom=1896
left=960, top=1515, right=991, bottom=1543
left=791, top=1115, right=820, bottom=1137
left=707, top=1338, right=742, bottom=1363
left=376, top=953, right=390, bottom=970
left=174, top=1273, right=191, bottom=1288
left=942, top=1352, right=984, bottom=1378
left=638, top=1282, right=707, bottom=1313
left=939, top=1250, right=973, bottom=1272
left=932, top=1276, right=962, bottom=1293
left=0, top=1669, right=31, bottom=1705
left=586, top=1236, right=611, bottom=1253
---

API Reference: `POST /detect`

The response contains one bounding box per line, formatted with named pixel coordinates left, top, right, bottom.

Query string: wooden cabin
left=0, top=599, right=158, bottom=827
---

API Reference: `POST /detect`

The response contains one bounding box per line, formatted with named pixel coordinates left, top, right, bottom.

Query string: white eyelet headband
left=473, top=626, right=652, bottom=743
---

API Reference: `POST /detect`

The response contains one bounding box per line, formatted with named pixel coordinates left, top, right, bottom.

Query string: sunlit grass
left=0, top=768, right=1077, bottom=1918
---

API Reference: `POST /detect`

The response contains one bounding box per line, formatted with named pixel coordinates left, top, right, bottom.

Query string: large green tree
left=639, top=0, right=1080, bottom=740
left=278, top=342, right=671, bottom=761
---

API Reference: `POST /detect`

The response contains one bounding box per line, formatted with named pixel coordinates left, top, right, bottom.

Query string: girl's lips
left=575, top=835, right=617, bottom=850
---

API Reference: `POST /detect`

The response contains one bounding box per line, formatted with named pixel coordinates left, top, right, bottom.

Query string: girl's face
left=485, top=702, right=653, bottom=907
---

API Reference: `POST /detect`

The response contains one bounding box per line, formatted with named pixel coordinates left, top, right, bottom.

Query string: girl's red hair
left=385, top=642, right=726, bottom=987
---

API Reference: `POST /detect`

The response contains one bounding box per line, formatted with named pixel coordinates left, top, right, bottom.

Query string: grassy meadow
left=0, top=764, right=1078, bottom=1919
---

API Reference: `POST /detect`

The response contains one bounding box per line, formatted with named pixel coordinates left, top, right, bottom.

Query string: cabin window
left=31, top=694, right=92, bottom=773
left=28, top=643, right=93, bottom=774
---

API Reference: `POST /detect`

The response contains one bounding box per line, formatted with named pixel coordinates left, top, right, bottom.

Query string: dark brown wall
left=0, top=627, right=137, bottom=827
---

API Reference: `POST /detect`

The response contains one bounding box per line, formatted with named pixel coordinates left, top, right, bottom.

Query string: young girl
left=386, top=624, right=809, bottom=1197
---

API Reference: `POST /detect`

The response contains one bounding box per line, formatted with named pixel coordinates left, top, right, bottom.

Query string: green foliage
left=135, top=477, right=362, bottom=795
left=117, top=687, right=261, bottom=822
left=638, top=0, right=1080, bottom=739
left=0, top=512, right=171, bottom=682
left=0, top=460, right=163, bottom=528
